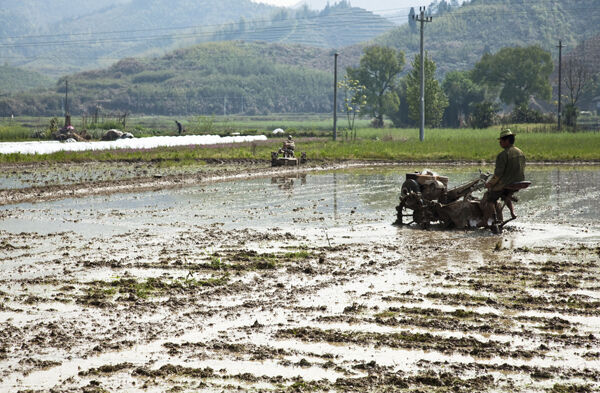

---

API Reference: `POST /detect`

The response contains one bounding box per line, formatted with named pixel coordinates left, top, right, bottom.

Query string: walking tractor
left=271, top=136, right=307, bottom=166
left=394, top=170, right=530, bottom=233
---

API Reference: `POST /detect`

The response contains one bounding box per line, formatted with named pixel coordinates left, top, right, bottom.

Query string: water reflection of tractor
left=394, top=170, right=530, bottom=234
left=271, top=135, right=307, bottom=167
left=271, top=174, right=307, bottom=191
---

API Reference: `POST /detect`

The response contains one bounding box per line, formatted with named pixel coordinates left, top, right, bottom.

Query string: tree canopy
left=346, top=46, right=405, bottom=127
left=442, top=70, right=484, bottom=127
left=405, top=53, right=448, bottom=128
left=471, top=45, right=553, bottom=106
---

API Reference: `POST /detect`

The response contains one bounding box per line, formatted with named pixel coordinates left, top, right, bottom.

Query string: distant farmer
left=175, top=120, right=185, bottom=135
left=279, top=135, right=295, bottom=157
left=484, top=129, right=526, bottom=220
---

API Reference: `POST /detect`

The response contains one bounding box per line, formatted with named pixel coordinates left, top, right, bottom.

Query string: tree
left=562, top=55, right=593, bottom=127
left=437, top=0, right=451, bottom=15
left=346, top=46, right=405, bottom=128
left=442, top=70, right=484, bottom=127
left=470, top=101, right=499, bottom=129
left=387, top=79, right=412, bottom=128
left=338, top=76, right=367, bottom=138
left=405, top=53, right=448, bottom=128
left=471, top=46, right=553, bottom=106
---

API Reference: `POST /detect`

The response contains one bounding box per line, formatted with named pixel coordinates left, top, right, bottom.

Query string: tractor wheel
left=400, top=179, right=420, bottom=197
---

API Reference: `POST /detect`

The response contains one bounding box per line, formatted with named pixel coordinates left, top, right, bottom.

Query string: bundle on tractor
left=394, top=170, right=530, bottom=234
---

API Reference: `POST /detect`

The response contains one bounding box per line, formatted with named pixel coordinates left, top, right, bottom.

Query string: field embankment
left=1, top=128, right=599, bottom=165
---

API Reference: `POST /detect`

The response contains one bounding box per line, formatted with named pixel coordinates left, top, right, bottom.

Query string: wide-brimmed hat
left=498, top=129, right=514, bottom=139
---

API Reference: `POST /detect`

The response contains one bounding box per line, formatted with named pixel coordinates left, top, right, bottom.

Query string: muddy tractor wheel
left=401, top=179, right=420, bottom=197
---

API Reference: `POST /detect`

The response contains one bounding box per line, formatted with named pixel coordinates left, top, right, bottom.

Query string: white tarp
left=0, top=134, right=267, bottom=155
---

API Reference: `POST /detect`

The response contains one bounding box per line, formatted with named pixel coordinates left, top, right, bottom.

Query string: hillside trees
left=405, top=53, right=448, bottom=128
left=346, top=46, right=405, bottom=127
left=0, top=42, right=336, bottom=117
left=471, top=46, right=553, bottom=106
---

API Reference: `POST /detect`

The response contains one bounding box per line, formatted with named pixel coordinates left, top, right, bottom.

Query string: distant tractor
left=271, top=135, right=306, bottom=166
left=271, top=151, right=307, bottom=166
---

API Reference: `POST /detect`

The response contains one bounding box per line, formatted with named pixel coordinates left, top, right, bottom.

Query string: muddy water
left=1, top=164, right=599, bottom=392
left=2, top=165, right=599, bottom=239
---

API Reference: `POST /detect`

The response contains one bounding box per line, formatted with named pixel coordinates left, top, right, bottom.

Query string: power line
left=0, top=18, right=399, bottom=48
left=0, top=6, right=417, bottom=41
left=2, top=3, right=599, bottom=49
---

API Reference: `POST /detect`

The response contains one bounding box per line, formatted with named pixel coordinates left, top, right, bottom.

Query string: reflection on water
left=1, top=166, right=599, bottom=241
left=270, top=173, right=307, bottom=192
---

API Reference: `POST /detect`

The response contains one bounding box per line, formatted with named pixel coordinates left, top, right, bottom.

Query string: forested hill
left=0, top=0, right=277, bottom=77
left=375, top=0, right=600, bottom=75
left=0, top=42, right=349, bottom=117
left=0, top=65, right=53, bottom=93
left=213, top=2, right=395, bottom=48
left=0, top=0, right=129, bottom=37
left=0, top=0, right=393, bottom=78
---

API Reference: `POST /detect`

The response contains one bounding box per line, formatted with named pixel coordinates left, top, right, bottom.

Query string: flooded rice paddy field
left=1, top=164, right=599, bottom=392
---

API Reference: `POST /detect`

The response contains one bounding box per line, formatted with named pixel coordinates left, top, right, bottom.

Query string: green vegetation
left=472, top=46, right=553, bottom=106
left=346, top=46, right=405, bottom=128
left=406, top=53, right=448, bottom=127
left=1, top=0, right=389, bottom=78
left=83, top=275, right=230, bottom=301
left=0, top=65, right=53, bottom=93
left=213, top=1, right=394, bottom=49
left=1, top=0, right=278, bottom=77
left=1, top=125, right=598, bottom=164
left=442, top=70, right=485, bottom=128
left=0, top=123, right=35, bottom=141
left=377, top=0, right=600, bottom=77
left=1, top=42, right=334, bottom=117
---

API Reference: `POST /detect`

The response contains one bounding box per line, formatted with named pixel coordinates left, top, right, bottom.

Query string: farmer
left=279, top=135, right=295, bottom=157
left=484, top=129, right=526, bottom=220
left=175, top=120, right=184, bottom=135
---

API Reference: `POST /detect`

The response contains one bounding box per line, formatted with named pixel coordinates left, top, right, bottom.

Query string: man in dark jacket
left=484, top=129, right=526, bottom=220
left=175, top=120, right=184, bottom=135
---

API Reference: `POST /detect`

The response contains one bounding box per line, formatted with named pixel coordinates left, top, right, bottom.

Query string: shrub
left=470, top=101, right=499, bottom=129
left=508, top=103, right=554, bottom=124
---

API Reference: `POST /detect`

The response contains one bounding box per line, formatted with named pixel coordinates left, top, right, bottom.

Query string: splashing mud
left=1, top=163, right=599, bottom=392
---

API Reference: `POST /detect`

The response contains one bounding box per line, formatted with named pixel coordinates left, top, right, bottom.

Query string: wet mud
left=1, top=162, right=599, bottom=392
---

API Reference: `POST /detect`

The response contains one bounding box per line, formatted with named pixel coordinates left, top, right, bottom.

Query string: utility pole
left=333, top=52, right=338, bottom=141
left=223, top=97, right=226, bottom=117
left=65, top=79, right=68, bottom=115
left=414, top=7, right=432, bottom=142
left=64, top=79, right=71, bottom=127
left=557, top=40, right=564, bottom=130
